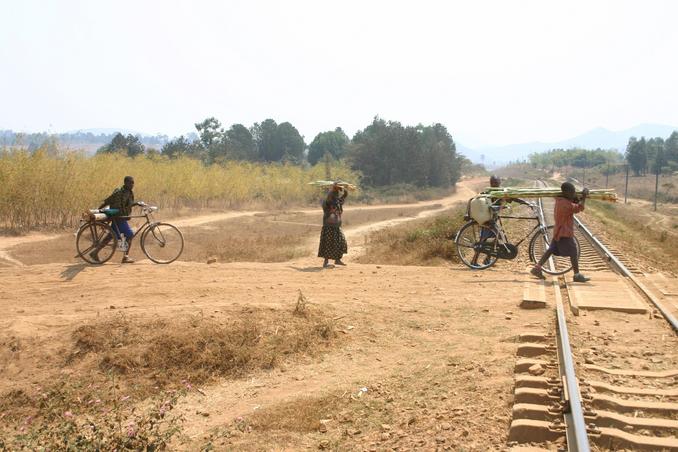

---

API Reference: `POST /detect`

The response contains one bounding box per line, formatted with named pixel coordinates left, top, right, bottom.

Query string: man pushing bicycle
left=90, top=175, right=143, bottom=264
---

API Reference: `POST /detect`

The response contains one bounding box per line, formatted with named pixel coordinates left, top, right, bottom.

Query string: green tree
left=308, top=127, right=349, bottom=165
left=225, top=124, right=256, bottom=160
left=348, top=117, right=460, bottom=188
left=161, top=136, right=195, bottom=159
left=665, top=131, right=678, bottom=169
left=251, top=119, right=279, bottom=162
left=276, top=122, right=305, bottom=162
left=651, top=141, right=666, bottom=174
left=194, top=117, right=227, bottom=163
left=625, top=137, right=646, bottom=176
left=98, top=133, right=145, bottom=157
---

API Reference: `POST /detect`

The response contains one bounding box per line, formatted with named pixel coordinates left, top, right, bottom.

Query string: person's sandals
left=530, top=266, right=545, bottom=280
left=323, top=259, right=333, bottom=268
left=334, top=260, right=346, bottom=266
left=573, top=273, right=590, bottom=283
left=122, top=256, right=135, bottom=264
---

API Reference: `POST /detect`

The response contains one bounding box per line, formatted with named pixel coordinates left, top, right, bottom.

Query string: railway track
left=508, top=182, right=678, bottom=451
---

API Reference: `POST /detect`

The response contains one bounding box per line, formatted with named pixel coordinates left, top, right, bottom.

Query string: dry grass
left=580, top=200, right=678, bottom=275
left=358, top=208, right=466, bottom=266
left=355, top=184, right=455, bottom=204
left=0, top=148, right=360, bottom=232
left=180, top=215, right=316, bottom=263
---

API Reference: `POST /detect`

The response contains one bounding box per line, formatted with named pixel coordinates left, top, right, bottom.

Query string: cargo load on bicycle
left=466, top=196, right=494, bottom=224
left=482, top=186, right=617, bottom=202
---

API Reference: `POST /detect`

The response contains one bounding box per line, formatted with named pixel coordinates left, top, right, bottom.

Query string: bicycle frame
left=494, top=214, right=543, bottom=248
left=107, top=211, right=158, bottom=242
left=77, top=207, right=159, bottom=246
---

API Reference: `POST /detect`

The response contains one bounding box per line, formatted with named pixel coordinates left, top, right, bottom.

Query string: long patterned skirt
left=318, top=225, right=348, bottom=260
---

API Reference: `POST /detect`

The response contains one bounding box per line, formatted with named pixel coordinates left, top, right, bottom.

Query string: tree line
left=96, top=117, right=463, bottom=188
left=0, top=129, right=169, bottom=151
left=528, top=148, right=623, bottom=171
left=625, top=132, right=678, bottom=176
left=527, top=131, right=678, bottom=177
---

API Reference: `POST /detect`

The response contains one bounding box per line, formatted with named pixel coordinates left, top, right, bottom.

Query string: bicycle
left=454, top=200, right=580, bottom=274
left=75, top=203, right=184, bottom=264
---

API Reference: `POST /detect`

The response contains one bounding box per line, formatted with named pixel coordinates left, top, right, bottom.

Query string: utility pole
left=582, top=164, right=586, bottom=187
left=624, top=164, right=629, bottom=204
left=654, top=148, right=665, bottom=212
left=654, top=164, right=659, bottom=212
left=582, top=152, right=587, bottom=187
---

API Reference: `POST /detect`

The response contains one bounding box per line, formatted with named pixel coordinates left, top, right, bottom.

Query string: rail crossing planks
left=644, top=272, right=678, bottom=297
left=567, top=272, right=647, bottom=314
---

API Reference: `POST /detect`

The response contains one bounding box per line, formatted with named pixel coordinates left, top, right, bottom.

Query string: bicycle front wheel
left=528, top=225, right=580, bottom=275
left=76, top=221, right=117, bottom=264
left=454, top=220, right=499, bottom=270
left=141, top=222, right=184, bottom=264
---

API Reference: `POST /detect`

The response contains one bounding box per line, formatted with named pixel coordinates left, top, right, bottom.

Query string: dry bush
left=247, top=393, right=347, bottom=433
left=0, top=304, right=339, bottom=448
left=293, top=290, right=310, bottom=317
left=0, top=148, right=360, bottom=231
left=70, top=308, right=337, bottom=388
left=358, top=208, right=466, bottom=266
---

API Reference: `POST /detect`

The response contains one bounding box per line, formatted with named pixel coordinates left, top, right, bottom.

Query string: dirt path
left=0, top=179, right=482, bottom=267
left=0, top=177, right=548, bottom=451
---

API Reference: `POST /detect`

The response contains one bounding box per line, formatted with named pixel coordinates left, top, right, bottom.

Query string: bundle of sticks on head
left=308, top=180, right=359, bottom=191
left=484, top=187, right=617, bottom=202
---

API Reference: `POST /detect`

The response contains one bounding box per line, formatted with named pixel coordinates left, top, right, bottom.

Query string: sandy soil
left=0, top=178, right=554, bottom=450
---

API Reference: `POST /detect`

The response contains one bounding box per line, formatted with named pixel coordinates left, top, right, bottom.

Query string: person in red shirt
left=531, top=182, right=590, bottom=282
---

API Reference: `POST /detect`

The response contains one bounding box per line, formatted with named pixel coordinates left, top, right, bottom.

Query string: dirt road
left=0, top=178, right=550, bottom=450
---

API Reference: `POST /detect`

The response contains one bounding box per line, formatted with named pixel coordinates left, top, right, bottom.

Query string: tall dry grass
left=0, top=147, right=360, bottom=231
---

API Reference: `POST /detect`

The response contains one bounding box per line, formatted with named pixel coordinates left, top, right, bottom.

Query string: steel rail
left=573, top=216, right=678, bottom=333
left=535, top=183, right=591, bottom=452
left=554, top=282, right=591, bottom=452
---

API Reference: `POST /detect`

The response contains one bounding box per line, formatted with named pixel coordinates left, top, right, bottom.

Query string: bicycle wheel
left=528, top=225, right=580, bottom=276
left=76, top=221, right=117, bottom=264
left=141, top=222, right=184, bottom=264
left=454, top=220, right=499, bottom=270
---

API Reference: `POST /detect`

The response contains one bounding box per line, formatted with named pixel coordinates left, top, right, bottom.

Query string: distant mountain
left=66, top=128, right=159, bottom=137
left=457, top=123, right=678, bottom=165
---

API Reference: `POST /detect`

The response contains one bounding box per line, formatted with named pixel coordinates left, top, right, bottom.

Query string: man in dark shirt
left=91, top=176, right=140, bottom=264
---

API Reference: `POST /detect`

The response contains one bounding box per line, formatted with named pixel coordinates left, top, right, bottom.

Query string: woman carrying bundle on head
left=318, top=182, right=348, bottom=268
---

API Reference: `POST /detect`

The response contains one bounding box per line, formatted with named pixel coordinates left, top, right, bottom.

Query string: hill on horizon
left=458, top=123, right=678, bottom=165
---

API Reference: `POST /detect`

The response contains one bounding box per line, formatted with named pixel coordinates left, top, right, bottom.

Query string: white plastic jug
left=469, top=196, right=493, bottom=224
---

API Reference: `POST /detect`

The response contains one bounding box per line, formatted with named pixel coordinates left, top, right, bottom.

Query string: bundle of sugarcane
left=308, top=180, right=359, bottom=191
left=483, top=187, right=617, bottom=202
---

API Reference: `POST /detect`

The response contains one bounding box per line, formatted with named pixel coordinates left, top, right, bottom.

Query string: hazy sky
left=1, top=0, right=677, bottom=146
